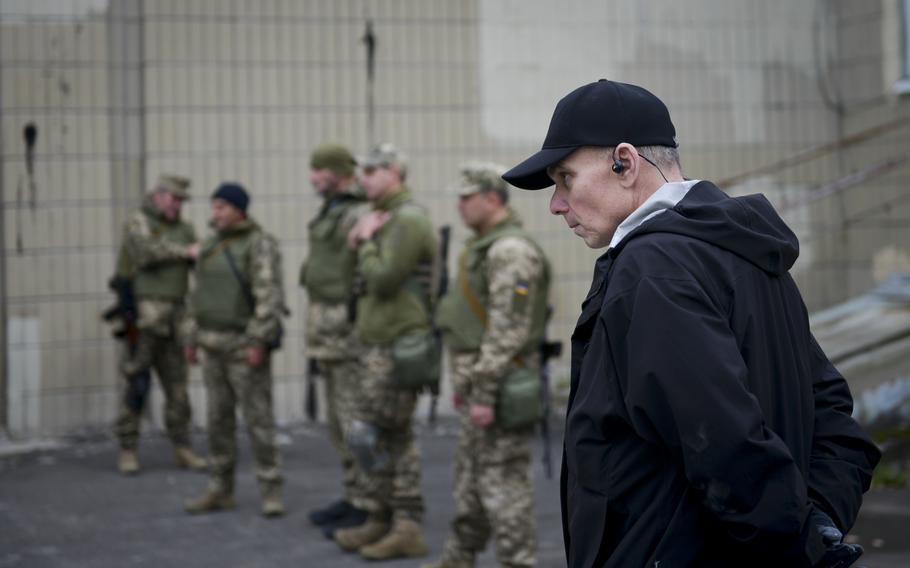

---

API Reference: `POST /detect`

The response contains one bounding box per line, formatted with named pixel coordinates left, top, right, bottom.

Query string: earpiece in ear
left=612, top=159, right=624, bottom=174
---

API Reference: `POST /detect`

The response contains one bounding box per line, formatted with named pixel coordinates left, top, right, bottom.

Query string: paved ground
left=0, top=420, right=907, bottom=568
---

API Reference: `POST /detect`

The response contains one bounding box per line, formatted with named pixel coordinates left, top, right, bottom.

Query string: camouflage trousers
left=114, top=331, right=192, bottom=449
left=352, top=345, right=424, bottom=522
left=442, top=353, right=536, bottom=567
left=318, top=354, right=368, bottom=507
left=201, top=345, right=282, bottom=493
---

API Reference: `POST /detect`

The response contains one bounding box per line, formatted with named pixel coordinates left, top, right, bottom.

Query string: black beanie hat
left=212, top=182, right=249, bottom=213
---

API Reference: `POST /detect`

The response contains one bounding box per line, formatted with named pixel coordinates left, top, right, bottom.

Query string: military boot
left=334, top=517, right=390, bottom=552
left=260, top=484, right=285, bottom=518
left=118, top=449, right=140, bottom=475
left=173, top=445, right=208, bottom=471
left=422, top=561, right=473, bottom=568
left=360, top=518, right=428, bottom=560
left=184, top=485, right=235, bottom=514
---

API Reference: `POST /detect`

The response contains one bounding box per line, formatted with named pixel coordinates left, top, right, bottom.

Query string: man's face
left=547, top=147, right=637, bottom=249
left=210, top=198, right=244, bottom=230
left=153, top=190, right=184, bottom=221
left=309, top=168, right=342, bottom=196
left=358, top=165, right=398, bottom=201
left=457, top=191, right=496, bottom=231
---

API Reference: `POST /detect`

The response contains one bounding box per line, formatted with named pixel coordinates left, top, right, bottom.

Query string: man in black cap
left=503, top=80, right=880, bottom=567
left=182, top=182, right=288, bottom=517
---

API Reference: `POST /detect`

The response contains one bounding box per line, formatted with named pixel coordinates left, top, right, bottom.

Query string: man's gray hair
left=599, top=145, right=682, bottom=178
left=637, top=145, right=681, bottom=171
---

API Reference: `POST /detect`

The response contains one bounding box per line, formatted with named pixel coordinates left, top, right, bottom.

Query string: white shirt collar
left=608, top=179, right=701, bottom=250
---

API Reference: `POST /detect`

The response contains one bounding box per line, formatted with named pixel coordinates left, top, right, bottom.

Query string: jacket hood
left=617, top=181, right=799, bottom=275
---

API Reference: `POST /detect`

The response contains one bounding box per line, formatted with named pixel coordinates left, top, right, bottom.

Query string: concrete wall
left=2, top=0, right=909, bottom=438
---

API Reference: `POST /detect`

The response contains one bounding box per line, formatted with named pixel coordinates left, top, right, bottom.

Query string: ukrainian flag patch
left=514, top=279, right=530, bottom=296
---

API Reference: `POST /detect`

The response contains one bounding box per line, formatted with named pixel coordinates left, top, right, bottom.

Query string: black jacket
left=561, top=181, right=880, bottom=567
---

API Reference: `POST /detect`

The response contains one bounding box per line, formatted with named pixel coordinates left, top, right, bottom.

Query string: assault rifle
left=428, top=225, right=451, bottom=425
left=102, top=274, right=151, bottom=413
left=305, top=358, right=320, bottom=422
left=540, top=306, right=562, bottom=479
left=539, top=307, right=563, bottom=480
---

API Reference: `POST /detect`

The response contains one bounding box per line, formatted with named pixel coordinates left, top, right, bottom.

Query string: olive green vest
left=192, top=221, right=259, bottom=331
left=300, top=194, right=365, bottom=303
left=437, top=219, right=551, bottom=353
left=133, top=207, right=195, bottom=301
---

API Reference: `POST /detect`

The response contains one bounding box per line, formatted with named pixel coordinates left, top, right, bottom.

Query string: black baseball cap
left=502, top=79, right=677, bottom=190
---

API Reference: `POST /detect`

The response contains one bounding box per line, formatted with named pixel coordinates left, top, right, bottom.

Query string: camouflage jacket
left=184, top=218, right=285, bottom=351
left=123, top=197, right=195, bottom=275
left=121, top=196, right=196, bottom=337
left=439, top=215, right=550, bottom=407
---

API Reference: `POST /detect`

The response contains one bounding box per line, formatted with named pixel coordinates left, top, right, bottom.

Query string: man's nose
left=549, top=187, right=568, bottom=216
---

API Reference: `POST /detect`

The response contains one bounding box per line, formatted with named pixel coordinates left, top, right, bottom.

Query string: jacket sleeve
left=806, top=336, right=881, bottom=532
left=244, top=233, right=285, bottom=347
left=357, top=214, right=431, bottom=299
left=616, top=275, right=826, bottom=565
left=471, top=237, right=546, bottom=407
left=122, top=213, right=191, bottom=269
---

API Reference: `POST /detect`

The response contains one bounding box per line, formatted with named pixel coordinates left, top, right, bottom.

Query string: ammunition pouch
left=391, top=331, right=441, bottom=391
left=496, top=366, right=542, bottom=430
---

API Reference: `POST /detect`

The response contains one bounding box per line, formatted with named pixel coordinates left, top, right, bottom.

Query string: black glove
left=810, top=508, right=864, bottom=568
left=810, top=508, right=844, bottom=546
left=814, top=543, right=864, bottom=568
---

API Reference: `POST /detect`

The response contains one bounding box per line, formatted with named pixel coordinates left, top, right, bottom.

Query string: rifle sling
left=457, top=251, right=488, bottom=325
left=223, top=246, right=256, bottom=310
left=456, top=251, right=529, bottom=368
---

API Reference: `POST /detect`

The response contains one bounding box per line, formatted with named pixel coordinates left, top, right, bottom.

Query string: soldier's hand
left=470, top=404, right=494, bottom=428
left=184, top=345, right=198, bottom=364
left=247, top=345, right=266, bottom=368
left=186, top=243, right=200, bottom=261
left=347, top=211, right=390, bottom=248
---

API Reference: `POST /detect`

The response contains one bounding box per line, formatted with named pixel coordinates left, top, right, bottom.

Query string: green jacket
left=355, top=189, right=436, bottom=345
left=127, top=200, right=195, bottom=301
left=190, top=218, right=285, bottom=346
left=437, top=215, right=551, bottom=354
left=299, top=192, right=368, bottom=304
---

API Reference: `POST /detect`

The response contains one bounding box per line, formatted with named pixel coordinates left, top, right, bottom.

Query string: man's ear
left=614, top=143, right=639, bottom=188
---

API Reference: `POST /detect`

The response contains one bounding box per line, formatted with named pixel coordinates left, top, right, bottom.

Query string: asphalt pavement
left=0, top=420, right=907, bottom=568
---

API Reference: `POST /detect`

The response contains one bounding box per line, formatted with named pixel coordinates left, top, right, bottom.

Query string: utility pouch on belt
left=392, top=331, right=441, bottom=391
left=497, top=365, right=542, bottom=430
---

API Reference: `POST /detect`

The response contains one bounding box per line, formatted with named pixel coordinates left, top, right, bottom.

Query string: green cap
left=156, top=174, right=191, bottom=199
left=310, top=144, right=357, bottom=176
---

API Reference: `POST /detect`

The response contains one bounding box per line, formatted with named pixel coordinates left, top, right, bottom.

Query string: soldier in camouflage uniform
left=426, top=163, right=551, bottom=568
left=333, top=143, right=436, bottom=560
left=114, top=174, right=207, bottom=475
left=182, top=183, right=287, bottom=517
left=300, top=144, right=371, bottom=533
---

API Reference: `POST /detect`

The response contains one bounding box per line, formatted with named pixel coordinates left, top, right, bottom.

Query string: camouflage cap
left=456, top=161, right=510, bottom=200
left=155, top=174, right=191, bottom=199
left=310, top=143, right=357, bottom=176
left=359, top=142, right=407, bottom=169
